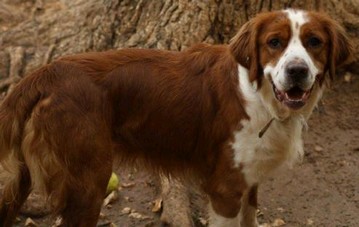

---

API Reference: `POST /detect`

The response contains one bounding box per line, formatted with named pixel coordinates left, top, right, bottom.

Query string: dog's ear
left=325, top=18, right=354, bottom=80
left=229, top=20, right=260, bottom=82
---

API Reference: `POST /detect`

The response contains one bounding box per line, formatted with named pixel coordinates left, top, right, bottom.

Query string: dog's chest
left=231, top=105, right=304, bottom=187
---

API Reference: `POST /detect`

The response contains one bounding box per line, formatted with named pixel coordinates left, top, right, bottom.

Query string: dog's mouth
left=272, top=82, right=312, bottom=110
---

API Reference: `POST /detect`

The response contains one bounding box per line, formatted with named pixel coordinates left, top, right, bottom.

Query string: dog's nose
left=286, top=61, right=309, bottom=81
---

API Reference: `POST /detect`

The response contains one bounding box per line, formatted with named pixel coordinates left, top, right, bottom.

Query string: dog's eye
left=268, top=38, right=281, bottom=49
left=307, top=37, right=322, bottom=48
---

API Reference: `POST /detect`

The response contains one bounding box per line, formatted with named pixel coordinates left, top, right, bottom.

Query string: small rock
left=314, top=145, right=323, bottom=152
left=277, top=207, right=285, bottom=212
left=25, top=218, right=38, bottom=227
left=272, top=218, right=285, bottom=226
left=307, top=218, right=314, bottom=225
left=121, top=207, right=132, bottom=214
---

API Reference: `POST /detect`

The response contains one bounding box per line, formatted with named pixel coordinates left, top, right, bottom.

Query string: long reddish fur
left=0, top=44, right=248, bottom=226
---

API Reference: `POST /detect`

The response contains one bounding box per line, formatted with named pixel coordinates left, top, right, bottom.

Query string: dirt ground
left=7, top=75, right=357, bottom=227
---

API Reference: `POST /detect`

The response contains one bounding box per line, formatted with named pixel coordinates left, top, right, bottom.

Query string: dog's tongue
left=286, top=87, right=306, bottom=100
left=273, top=85, right=311, bottom=110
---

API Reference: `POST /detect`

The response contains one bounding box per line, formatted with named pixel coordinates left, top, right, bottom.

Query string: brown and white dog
left=0, top=9, right=352, bottom=227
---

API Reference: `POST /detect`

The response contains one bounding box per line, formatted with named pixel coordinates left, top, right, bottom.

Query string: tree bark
left=0, top=0, right=358, bottom=81
left=0, top=0, right=358, bottom=225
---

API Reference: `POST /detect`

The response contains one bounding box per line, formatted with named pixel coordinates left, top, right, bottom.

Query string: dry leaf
left=129, top=211, right=150, bottom=220
left=25, top=218, right=38, bottom=227
left=256, top=209, right=264, bottom=217
left=121, top=182, right=135, bottom=188
left=103, top=191, right=119, bottom=207
left=99, top=212, right=106, bottom=219
left=307, top=218, right=314, bottom=225
left=129, top=212, right=143, bottom=219
left=151, top=198, right=162, bottom=213
left=272, top=218, right=286, bottom=226
left=198, top=217, right=208, bottom=226
left=121, top=207, right=132, bottom=214
left=259, top=223, right=271, bottom=227
left=344, top=73, right=352, bottom=82
left=52, top=217, right=62, bottom=227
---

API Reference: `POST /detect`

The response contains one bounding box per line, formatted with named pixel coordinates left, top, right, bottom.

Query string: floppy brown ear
left=326, top=19, right=354, bottom=80
left=229, top=20, right=260, bottom=82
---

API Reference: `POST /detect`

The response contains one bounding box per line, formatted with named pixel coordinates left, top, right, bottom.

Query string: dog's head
left=230, top=9, right=353, bottom=119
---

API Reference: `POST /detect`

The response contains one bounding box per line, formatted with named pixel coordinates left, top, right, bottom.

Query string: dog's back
left=0, top=45, right=243, bottom=226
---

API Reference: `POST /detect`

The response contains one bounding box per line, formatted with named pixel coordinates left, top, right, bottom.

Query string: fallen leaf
left=121, top=207, right=132, bottom=214
left=25, top=218, right=38, bottom=227
left=256, top=209, right=264, bottom=217
left=103, top=191, right=119, bottom=207
left=198, top=217, right=208, bottom=226
left=259, top=223, right=271, bottom=227
left=99, top=212, right=106, bottom=219
left=129, top=212, right=143, bottom=219
left=52, top=217, right=62, bottom=227
left=129, top=211, right=150, bottom=220
left=151, top=198, right=162, bottom=213
left=307, top=218, right=314, bottom=225
left=272, top=218, right=285, bottom=226
left=344, top=73, right=352, bottom=82
left=121, top=182, right=136, bottom=188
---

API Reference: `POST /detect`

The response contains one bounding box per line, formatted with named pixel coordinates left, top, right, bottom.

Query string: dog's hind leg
left=51, top=123, right=113, bottom=227
left=0, top=162, right=32, bottom=227
left=55, top=153, right=112, bottom=227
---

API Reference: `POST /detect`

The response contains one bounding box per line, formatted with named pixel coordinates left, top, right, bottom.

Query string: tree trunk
left=0, top=0, right=358, bottom=225
left=0, top=0, right=358, bottom=82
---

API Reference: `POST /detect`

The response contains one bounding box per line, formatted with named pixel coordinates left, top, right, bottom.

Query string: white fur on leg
left=208, top=203, right=239, bottom=227
left=239, top=192, right=258, bottom=227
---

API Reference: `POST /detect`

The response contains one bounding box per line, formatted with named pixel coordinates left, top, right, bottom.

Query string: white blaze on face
left=264, top=9, right=319, bottom=91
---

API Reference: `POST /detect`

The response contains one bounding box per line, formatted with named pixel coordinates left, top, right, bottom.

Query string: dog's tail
left=0, top=66, right=52, bottom=166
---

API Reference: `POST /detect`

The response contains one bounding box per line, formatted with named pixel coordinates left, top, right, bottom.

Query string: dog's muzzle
left=272, top=60, right=313, bottom=110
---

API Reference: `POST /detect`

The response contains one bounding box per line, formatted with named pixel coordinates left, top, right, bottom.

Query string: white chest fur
left=232, top=65, right=305, bottom=186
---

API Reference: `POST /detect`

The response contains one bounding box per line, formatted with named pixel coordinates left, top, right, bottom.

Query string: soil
left=8, top=75, right=358, bottom=227
left=0, top=1, right=358, bottom=226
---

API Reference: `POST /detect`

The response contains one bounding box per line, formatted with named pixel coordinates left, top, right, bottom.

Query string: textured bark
left=0, top=0, right=358, bottom=81
left=0, top=0, right=358, bottom=224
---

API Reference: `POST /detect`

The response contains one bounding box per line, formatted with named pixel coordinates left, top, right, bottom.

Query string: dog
left=0, top=9, right=353, bottom=227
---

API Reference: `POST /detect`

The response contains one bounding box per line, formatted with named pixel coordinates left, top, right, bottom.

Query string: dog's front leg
left=205, top=149, right=247, bottom=227
left=239, top=185, right=259, bottom=227
left=208, top=184, right=259, bottom=227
